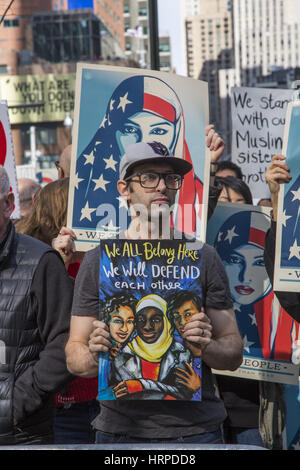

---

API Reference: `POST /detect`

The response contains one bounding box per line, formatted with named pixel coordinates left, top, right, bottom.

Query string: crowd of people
left=0, top=120, right=299, bottom=449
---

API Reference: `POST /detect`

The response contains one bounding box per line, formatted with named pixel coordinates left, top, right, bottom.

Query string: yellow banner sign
left=0, top=73, right=75, bottom=124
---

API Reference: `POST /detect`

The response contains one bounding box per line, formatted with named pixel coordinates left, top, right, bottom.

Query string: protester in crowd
left=212, top=176, right=287, bottom=449
left=0, top=166, right=73, bottom=445
left=264, top=154, right=300, bottom=322
left=15, top=177, right=99, bottom=444
left=55, top=144, right=72, bottom=179
left=17, top=177, right=41, bottom=218
left=214, top=161, right=243, bottom=180
left=257, top=198, right=272, bottom=207
left=15, top=179, right=70, bottom=247
left=215, top=176, right=253, bottom=204
left=63, top=140, right=243, bottom=445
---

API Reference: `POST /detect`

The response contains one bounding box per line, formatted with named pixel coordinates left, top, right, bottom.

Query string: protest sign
left=0, top=73, right=75, bottom=125
left=231, top=87, right=294, bottom=201
left=67, top=64, right=210, bottom=250
left=274, top=101, right=300, bottom=292
left=97, top=239, right=203, bottom=401
left=0, top=100, right=20, bottom=219
left=283, top=380, right=300, bottom=450
left=206, top=202, right=300, bottom=384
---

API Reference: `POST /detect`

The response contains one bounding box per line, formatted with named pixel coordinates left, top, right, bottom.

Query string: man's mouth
left=235, top=285, right=254, bottom=295
left=151, top=197, right=170, bottom=205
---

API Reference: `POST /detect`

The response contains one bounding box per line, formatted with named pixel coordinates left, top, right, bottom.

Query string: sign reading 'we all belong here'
left=231, top=86, right=295, bottom=200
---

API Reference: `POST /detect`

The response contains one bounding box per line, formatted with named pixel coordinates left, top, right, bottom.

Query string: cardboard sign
left=0, top=100, right=20, bottom=219
left=231, top=87, right=294, bottom=200
left=283, top=380, right=300, bottom=450
left=274, top=101, right=300, bottom=292
left=98, top=239, right=203, bottom=401
left=206, top=202, right=300, bottom=384
left=0, top=73, right=75, bottom=124
left=67, top=64, right=210, bottom=250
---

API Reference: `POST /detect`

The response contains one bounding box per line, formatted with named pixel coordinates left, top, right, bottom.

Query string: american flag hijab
left=214, top=209, right=299, bottom=360
left=72, top=75, right=202, bottom=235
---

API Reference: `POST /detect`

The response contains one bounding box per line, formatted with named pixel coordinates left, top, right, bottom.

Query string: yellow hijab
left=128, top=294, right=173, bottom=363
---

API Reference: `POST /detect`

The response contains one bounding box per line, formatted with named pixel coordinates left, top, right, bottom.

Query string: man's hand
left=265, top=155, right=291, bottom=220
left=88, top=320, right=112, bottom=363
left=181, top=309, right=212, bottom=356
left=206, top=124, right=225, bottom=163
left=175, top=362, right=201, bottom=393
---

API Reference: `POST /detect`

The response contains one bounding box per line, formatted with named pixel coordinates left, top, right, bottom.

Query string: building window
left=32, top=11, right=101, bottom=63
left=138, top=8, right=148, bottom=16
left=21, top=123, right=57, bottom=148
left=3, top=18, right=19, bottom=27
left=0, top=65, right=8, bottom=74
left=159, top=43, right=170, bottom=52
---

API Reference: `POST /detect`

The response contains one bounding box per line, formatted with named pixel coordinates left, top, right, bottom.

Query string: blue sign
left=68, top=0, right=94, bottom=10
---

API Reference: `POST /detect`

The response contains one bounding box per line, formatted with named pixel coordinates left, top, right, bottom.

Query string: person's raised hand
left=206, top=124, right=225, bottom=163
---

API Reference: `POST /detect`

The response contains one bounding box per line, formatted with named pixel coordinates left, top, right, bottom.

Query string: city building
left=0, top=0, right=136, bottom=171
left=185, top=0, right=300, bottom=153
left=123, top=0, right=172, bottom=71
left=185, top=0, right=233, bottom=142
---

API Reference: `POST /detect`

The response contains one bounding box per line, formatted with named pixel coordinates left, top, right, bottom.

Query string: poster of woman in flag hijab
left=67, top=64, right=210, bottom=250
left=274, top=101, right=300, bottom=292
left=206, top=203, right=299, bottom=384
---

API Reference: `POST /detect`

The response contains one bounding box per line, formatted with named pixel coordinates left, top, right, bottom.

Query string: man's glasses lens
left=139, top=172, right=182, bottom=189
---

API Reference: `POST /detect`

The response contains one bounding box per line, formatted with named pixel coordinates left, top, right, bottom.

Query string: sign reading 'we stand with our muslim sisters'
left=97, top=239, right=203, bottom=402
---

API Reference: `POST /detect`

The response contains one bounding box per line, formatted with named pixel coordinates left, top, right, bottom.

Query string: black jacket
left=264, top=221, right=300, bottom=322
left=0, top=222, right=74, bottom=444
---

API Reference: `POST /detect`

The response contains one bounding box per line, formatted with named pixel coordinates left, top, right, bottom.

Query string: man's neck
left=126, top=217, right=174, bottom=240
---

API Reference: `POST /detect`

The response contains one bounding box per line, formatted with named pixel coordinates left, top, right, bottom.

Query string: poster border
left=67, top=63, right=211, bottom=251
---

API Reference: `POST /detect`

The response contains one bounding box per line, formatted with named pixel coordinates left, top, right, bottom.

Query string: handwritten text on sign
left=231, top=87, right=294, bottom=198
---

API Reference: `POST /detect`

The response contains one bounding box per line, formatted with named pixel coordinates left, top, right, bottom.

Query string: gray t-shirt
left=71, top=242, right=233, bottom=438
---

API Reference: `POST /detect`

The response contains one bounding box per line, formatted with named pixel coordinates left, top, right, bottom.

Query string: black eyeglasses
left=126, top=172, right=182, bottom=190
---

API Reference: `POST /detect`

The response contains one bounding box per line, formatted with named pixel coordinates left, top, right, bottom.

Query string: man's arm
left=65, top=245, right=104, bottom=377
left=182, top=307, right=243, bottom=371
left=65, top=315, right=105, bottom=378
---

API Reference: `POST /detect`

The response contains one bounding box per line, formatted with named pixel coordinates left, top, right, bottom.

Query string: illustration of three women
left=99, top=291, right=202, bottom=401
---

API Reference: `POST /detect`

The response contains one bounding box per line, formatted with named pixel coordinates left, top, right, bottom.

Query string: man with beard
left=64, top=141, right=243, bottom=444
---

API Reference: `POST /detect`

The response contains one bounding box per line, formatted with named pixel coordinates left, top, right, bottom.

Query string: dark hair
left=215, top=176, right=253, bottom=204
left=101, top=292, right=137, bottom=325
left=215, top=161, right=243, bottom=180
left=166, top=290, right=202, bottom=333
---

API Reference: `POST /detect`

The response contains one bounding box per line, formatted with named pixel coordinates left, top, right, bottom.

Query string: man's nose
left=156, top=175, right=167, bottom=192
